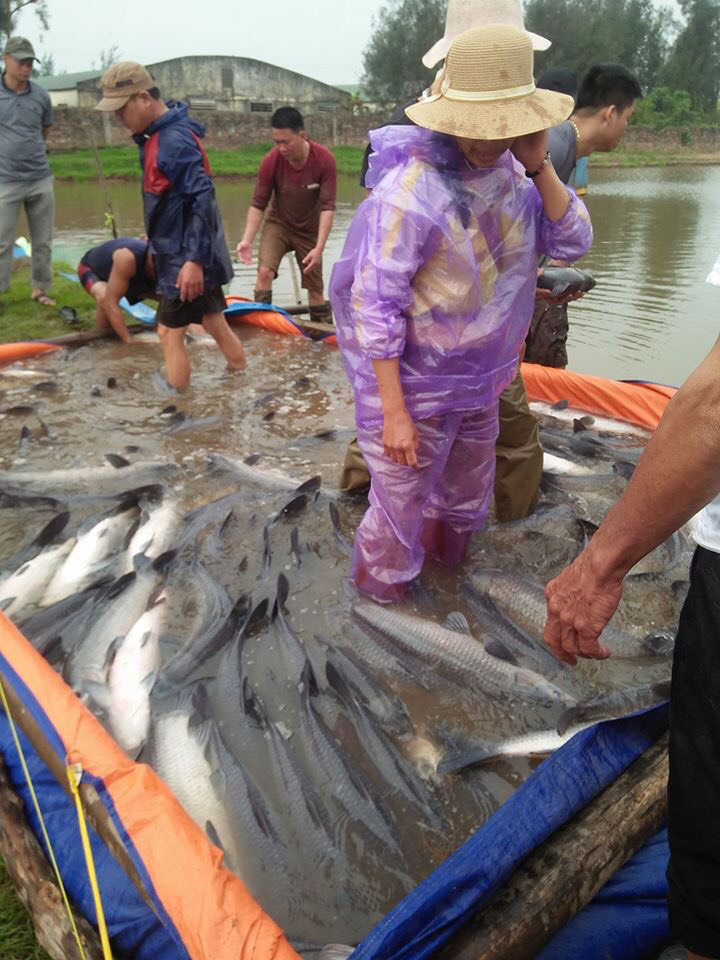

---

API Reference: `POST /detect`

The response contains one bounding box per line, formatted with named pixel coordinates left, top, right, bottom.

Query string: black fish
left=33, top=381, right=59, bottom=394
left=537, top=267, right=596, bottom=298
left=329, top=502, right=352, bottom=556
left=4, top=404, right=36, bottom=415
left=106, top=377, right=117, bottom=389
left=104, top=453, right=131, bottom=469
left=90, top=386, right=102, bottom=397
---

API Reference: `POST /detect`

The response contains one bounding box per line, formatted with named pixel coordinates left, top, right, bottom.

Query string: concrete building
left=34, top=70, right=102, bottom=107
left=61, top=55, right=352, bottom=114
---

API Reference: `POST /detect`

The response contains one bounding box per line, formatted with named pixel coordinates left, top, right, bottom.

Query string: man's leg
left=524, top=300, right=569, bottom=368
left=202, top=311, right=246, bottom=369
left=255, top=221, right=289, bottom=303
left=422, top=404, right=499, bottom=565
left=0, top=182, right=23, bottom=295
left=494, top=367, right=544, bottom=522
left=24, top=177, right=55, bottom=299
left=293, top=234, right=332, bottom=323
left=157, top=323, right=190, bottom=390
left=353, top=414, right=459, bottom=602
left=667, top=546, right=720, bottom=960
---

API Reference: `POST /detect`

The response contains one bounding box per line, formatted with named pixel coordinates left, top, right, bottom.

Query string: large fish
left=87, top=599, right=165, bottom=755
left=352, top=603, right=572, bottom=706
left=467, top=570, right=674, bottom=659
left=557, top=681, right=671, bottom=735
left=63, top=552, right=174, bottom=692
left=42, top=503, right=141, bottom=607
left=121, top=491, right=179, bottom=572
left=436, top=723, right=595, bottom=775
left=207, top=452, right=321, bottom=494
left=149, top=693, right=242, bottom=874
left=0, top=510, right=71, bottom=576
left=0, top=538, right=75, bottom=620
left=536, top=266, right=596, bottom=298
left=0, top=459, right=175, bottom=492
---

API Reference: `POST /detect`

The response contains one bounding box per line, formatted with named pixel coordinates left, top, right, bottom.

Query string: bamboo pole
left=0, top=754, right=104, bottom=960
left=435, top=732, right=669, bottom=960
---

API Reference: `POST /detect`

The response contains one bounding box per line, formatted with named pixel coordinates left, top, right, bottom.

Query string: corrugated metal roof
left=34, top=70, right=101, bottom=91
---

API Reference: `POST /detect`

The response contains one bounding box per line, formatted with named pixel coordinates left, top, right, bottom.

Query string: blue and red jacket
left=133, top=102, right=233, bottom=300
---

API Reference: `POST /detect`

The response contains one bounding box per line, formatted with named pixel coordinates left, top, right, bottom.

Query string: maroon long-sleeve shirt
left=251, top=141, right=337, bottom=238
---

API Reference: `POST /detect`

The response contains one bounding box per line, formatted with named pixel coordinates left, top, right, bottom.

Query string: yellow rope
left=66, top=755, right=113, bottom=959
left=0, top=675, right=88, bottom=959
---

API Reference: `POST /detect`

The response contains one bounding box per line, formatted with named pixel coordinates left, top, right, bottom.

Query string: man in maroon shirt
left=236, top=106, right=336, bottom=324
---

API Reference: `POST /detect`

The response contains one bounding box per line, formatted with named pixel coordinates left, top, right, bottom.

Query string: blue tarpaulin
left=349, top=704, right=670, bottom=960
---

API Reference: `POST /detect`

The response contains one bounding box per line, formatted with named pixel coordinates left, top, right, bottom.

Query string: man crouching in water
left=329, top=25, right=593, bottom=603
left=94, top=62, right=245, bottom=389
left=77, top=236, right=155, bottom=343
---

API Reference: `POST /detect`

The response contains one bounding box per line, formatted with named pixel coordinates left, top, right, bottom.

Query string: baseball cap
left=4, top=37, right=39, bottom=62
left=95, top=61, right=155, bottom=111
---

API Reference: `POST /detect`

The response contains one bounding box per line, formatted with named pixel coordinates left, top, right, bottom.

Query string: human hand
left=382, top=409, right=420, bottom=468
left=511, top=129, right=548, bottom=174
left=302, top=246, right=322, bottom=274
left=544, top=550, right=624, bottom=665
left=236, top=240, right=253, bottom=265
left=176, top=261, right=204, bottom=302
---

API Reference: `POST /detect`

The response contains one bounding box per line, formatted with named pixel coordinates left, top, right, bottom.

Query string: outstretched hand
left=544, top=550, right=624, bottom=665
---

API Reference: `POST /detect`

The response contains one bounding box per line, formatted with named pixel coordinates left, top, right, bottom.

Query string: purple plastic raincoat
left=329, top=125, right=593, bottom=600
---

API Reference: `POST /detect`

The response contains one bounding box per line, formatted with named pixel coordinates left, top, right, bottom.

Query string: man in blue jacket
left=95, top=62, right=245, bottom=389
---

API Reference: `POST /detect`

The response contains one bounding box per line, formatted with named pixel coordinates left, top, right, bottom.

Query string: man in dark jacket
left=95, top=62, right=245, bottom=389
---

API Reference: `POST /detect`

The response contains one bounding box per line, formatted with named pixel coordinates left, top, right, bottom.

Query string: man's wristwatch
left=526, top=152, right=552, bottom=179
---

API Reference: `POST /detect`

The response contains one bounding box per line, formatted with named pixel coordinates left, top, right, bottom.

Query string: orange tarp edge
left=0, top=613, right=300, bottom=960
left=521, top=362, right=676, bottom=431
left=0, top=342, right=60, bottom=365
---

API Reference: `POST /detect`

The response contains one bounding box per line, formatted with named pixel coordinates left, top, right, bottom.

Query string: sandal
left=31, top=290, right=56, bottom=306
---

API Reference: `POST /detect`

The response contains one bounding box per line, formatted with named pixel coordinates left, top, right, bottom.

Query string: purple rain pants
left=352, top=405, right=499, bottom=602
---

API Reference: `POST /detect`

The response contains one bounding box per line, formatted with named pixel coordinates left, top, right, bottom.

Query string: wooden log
left=0, top=754, right=104, bottom=960
left=435, top=732, right=669, bottom=960
left=0, top=673, right=160, bottom=920
left=42, top=323, right=147, bottom=347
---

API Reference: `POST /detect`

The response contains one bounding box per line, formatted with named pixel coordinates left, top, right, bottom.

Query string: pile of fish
left=0, top=361, right=692, bottom=953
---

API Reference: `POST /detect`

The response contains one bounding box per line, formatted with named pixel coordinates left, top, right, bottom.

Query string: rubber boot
left=420, top=518, right=471, bottom=567
left=338, top=438, right=371, bottom=494
left=254, top=289, right=272, bottom=304
left=353, top=561, right=407, bottom=604
left=309, top=301, right=334, bottom=325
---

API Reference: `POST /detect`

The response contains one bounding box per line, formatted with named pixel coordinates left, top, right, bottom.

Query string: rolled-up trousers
left=0, top=175, right=54, bottom=293
left=352, top=405, right=499, bottom=602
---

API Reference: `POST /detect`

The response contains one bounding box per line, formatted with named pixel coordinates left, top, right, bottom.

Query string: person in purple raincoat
left=329, top=24, right=593, bottom=603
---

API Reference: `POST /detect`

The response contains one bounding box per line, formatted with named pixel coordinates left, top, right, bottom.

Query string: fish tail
left=319, top=945, right=354, bottom=960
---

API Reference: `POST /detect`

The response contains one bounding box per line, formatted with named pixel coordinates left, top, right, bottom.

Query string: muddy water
left=0, top=320, right=684, bottom=948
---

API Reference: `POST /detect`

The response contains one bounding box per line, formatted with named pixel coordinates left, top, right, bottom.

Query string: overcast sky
left=14, top=0, right=683, bottom=87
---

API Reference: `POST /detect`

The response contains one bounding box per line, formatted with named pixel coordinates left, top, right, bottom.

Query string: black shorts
left=668, top=545, right=720, bottom=958
left=156, top=285, right=227, bottom=329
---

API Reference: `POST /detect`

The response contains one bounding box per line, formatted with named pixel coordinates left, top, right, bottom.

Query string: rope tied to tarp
left=0, top=674, right=113, bottom=959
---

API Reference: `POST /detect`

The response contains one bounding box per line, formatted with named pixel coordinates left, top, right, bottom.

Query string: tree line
left=363, top=0, right=720, bottom=122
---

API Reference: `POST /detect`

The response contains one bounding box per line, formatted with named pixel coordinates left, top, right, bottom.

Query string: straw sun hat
left=407, top=25, right=574, bottom=141
left=422, top=0, right=550, bottom=68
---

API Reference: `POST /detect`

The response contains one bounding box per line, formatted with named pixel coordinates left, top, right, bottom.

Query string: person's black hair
left=537, top=67, right=578, bottom=102
left=271, top=106, right=304, bottom=133
left=575, top=64, right=643, bottom=113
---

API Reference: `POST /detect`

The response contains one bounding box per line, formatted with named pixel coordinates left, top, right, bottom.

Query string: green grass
left=0, top=260, right=97, bottom=343
left=49, top=144, right=367, bottom=182
left=0, top=858, right=51, bottom=960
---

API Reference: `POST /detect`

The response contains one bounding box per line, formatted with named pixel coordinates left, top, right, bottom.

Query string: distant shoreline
left=48, top=143, right=720, bottom=183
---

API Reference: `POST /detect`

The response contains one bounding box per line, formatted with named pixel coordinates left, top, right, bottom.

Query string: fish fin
left=205, top=819, right=227, bottom=857
left=556, top=706, right=581, bottom=737
left=442, top=611, right=471, bottom=635
left=140, top=670, right=158, bottom=693
left=613, top=460, right=636, bottom=480
left=319, top=945, right=354, bottom=960
left=105, top=453, right=131, bottom=469
left=152, top=550, right=176, bottom=572
left=652, top=680, right=672, bottom=700
left=484, top=638, right=519, bottom=665
left=192, top=682, right=212, bottom=719
left=295, top=475, right=322, bottom=495
left=551, top=399, right=569, bottom=411
left=243, top=453, right=262, bottom=466
left=84, top=680, right=111, bottom=711
left=263, top=523, right=272, bottom=570
left=437, top=745, right=496, bottom=776
left=290, top=526, right=301, bottom=563
left=642, top=632, right=675, bottom=656
left=103, top=637, right=122, bottom=670
left=572, top=418, right=589, bottom=433
left=324, top=660, right=355, bottom=706
left=314, top=429, right=336, bottom=441
left=279, top=493, right=309, bottom=518
left=33, top=511, right=71, bottom=547
left=276, top=572, right=289, bottom=610
left=132, top=552, right=153, bottom=574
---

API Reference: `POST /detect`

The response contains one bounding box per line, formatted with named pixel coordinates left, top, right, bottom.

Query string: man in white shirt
left=544, top=327, right=720, bottom=960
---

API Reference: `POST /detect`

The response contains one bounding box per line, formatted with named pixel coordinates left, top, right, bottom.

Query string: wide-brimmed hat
left=422, top=0, right=550, bottom=69
left=95, top=61, right=155, bottom=111
left=407, top=25, right=573, bottom=140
